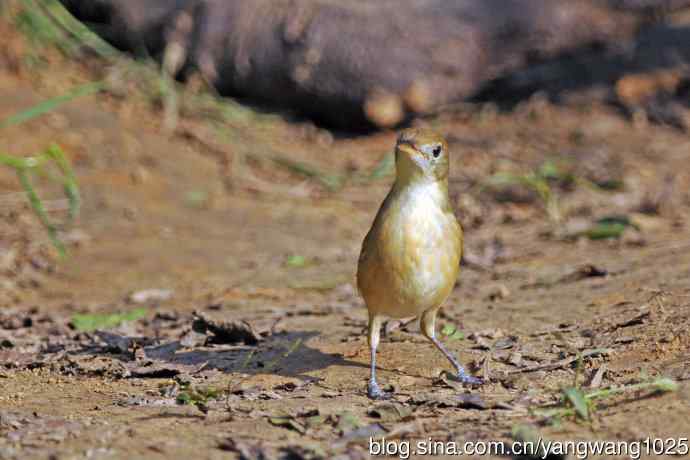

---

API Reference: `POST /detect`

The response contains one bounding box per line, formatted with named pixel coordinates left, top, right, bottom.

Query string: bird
left=356, top=128, right=483, bottom=399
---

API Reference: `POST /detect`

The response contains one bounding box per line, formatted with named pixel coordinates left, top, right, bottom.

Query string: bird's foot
left=456, top=369, right=484, bottom=387
left=367, top=381, right=392, bottom=400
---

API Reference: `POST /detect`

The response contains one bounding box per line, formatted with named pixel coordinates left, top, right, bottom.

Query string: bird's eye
left=420, top=143, right=443, bottom=159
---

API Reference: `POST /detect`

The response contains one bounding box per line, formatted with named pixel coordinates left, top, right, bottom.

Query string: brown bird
left=357, top=128, right=482, bottom=399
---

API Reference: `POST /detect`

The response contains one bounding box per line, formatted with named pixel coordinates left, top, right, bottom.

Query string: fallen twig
left=505, top=348, right=612, bottom=375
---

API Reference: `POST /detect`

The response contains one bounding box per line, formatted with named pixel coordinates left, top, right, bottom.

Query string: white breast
left=389, top=182, right=459, bottom=312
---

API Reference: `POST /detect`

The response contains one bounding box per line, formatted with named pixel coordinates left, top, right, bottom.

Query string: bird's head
left=394, top=128, right=449, bottom=185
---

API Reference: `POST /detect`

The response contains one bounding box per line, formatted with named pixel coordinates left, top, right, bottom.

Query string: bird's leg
left=367, top=314, right=390, bottom=399
left=420, top=309, right=483, bottom=386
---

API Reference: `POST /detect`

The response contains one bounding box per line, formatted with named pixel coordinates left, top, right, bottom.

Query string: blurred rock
left=616, top=69, right=684, bottom=107
left=486, top=284, right=511, bottom=301
left=58, top=0, right=690, bottom=128
left=128, top=288, right=173, bottom=304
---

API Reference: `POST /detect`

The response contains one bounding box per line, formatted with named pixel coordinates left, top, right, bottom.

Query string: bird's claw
left=457, top=371, right=484, bottom=387
left=367, top=381, right=392, bottom=400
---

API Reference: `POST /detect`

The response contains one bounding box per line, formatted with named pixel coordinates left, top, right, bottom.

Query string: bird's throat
left=392, top=177, right=450, bottom=210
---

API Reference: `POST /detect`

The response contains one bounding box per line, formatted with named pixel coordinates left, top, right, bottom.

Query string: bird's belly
left=361, top=204, right=461, bottom=318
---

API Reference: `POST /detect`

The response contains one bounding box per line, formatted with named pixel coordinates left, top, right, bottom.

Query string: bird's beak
left=397, top=142, right=423, bottom=162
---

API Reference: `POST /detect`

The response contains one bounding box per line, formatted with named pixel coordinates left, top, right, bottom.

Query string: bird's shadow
left=167, top=330, right=360, bottom=379
left=71, top=327, right=425, bottom=385
left=71, top=329, right=374, bottom=383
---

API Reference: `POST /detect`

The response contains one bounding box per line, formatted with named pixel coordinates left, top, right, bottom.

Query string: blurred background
left=1, top=1, right=689, bottom=458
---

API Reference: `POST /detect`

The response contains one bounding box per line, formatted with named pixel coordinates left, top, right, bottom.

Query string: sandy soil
left=1, top=13, right=690, bottom=460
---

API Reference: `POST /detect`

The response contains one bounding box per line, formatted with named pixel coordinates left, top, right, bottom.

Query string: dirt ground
left=1, top=13, right=690, bottom=460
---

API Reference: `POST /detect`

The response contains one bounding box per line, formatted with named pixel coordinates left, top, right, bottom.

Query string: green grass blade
left=16, top=0, right=70, bottom=52
left=40, top=0, right=120, bottom=59
left=563, top=387, right=589, bottom=420
left=1, top=145, right=80, bottom=257
left=46, top=144, right=80, bottom=222
left=71, top=308, right=148, bottom=332
left=17, top=167, right=66, bottom=257
left=0, top=81, right=104, bottom=129
left=0, top=153, right=43, bottom=169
